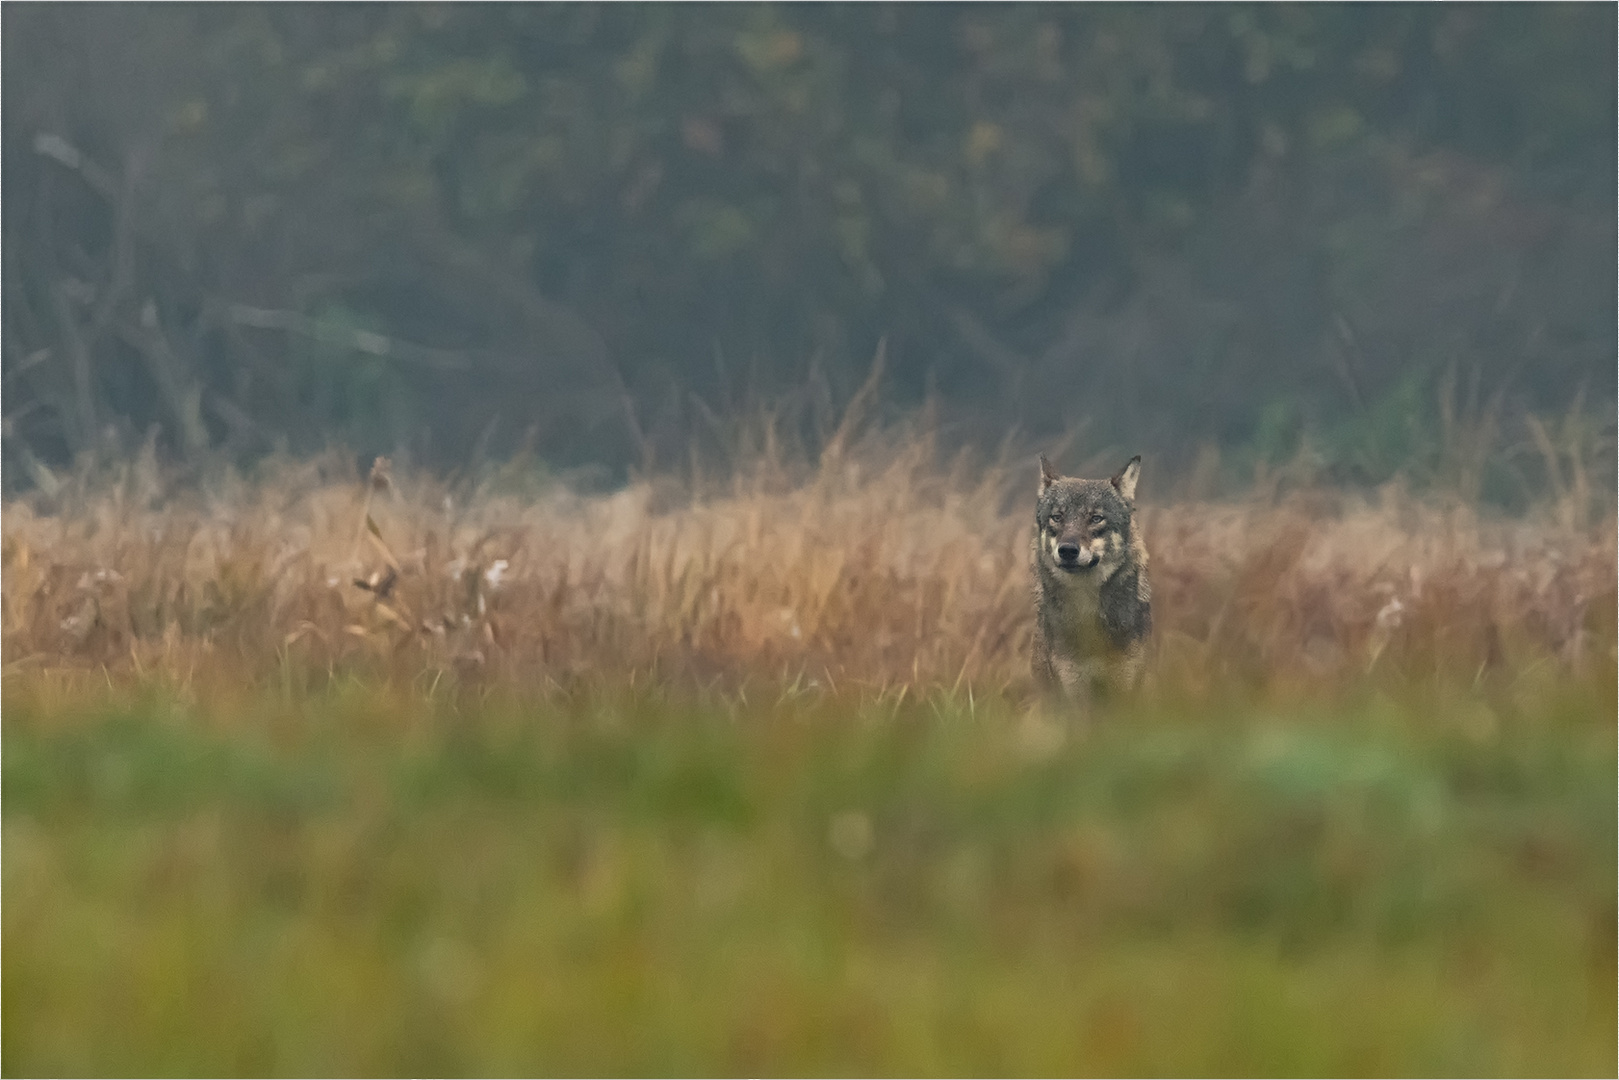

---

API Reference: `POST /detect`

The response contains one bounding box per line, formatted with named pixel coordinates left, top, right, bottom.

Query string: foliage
left=3, top=5, right=1613, bottom=476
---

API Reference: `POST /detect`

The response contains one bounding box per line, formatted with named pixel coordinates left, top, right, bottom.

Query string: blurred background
left=4, top=3, right=1614, bottom=491
left=5, top=11, right=1616, bottom=1075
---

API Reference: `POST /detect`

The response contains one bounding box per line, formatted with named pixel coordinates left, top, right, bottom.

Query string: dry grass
left=3, top=428, right=1613, bottom=703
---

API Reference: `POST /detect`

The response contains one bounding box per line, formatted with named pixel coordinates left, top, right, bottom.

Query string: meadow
left=3, top=426, right=1615, bottom=1076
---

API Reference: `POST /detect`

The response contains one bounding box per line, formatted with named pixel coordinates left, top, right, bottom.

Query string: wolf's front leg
left=1048, top=655, right=1102, bottom=713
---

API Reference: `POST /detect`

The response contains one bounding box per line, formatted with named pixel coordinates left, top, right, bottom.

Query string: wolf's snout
left=1056, top=543, right=1098, bottom=570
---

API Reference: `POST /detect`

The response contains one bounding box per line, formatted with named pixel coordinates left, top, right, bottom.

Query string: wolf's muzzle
left=1056, top=543, right=1098, bottom=571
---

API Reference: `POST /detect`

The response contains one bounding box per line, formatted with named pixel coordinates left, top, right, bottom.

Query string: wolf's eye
left=1089, top=513, right=1106, bottom=526
left=1049, top=511, right=1063, bottom=525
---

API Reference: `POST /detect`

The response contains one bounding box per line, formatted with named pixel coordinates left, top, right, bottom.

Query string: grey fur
left=1031, top=455, right=1152, bottom=702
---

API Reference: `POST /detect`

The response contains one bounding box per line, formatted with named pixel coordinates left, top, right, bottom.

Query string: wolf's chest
left=1048, top=578, right=1113, bottom=654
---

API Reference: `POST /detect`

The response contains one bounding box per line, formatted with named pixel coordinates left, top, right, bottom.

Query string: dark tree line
left=4, top=3, right=1613, bottom=488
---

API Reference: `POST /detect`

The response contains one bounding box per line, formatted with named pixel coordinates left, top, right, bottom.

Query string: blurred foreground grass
left=4, top=674, right=1613, bottom=1077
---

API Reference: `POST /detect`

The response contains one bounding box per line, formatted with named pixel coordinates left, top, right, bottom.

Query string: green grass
left=4, top=680, right=1614, bottom=1077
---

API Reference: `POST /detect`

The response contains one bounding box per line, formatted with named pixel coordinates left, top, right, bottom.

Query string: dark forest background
left=4, top=3, right=1614, bottom=493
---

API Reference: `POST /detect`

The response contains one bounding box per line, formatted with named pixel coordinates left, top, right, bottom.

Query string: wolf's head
left=1034, top=455, right=1140, bottom=578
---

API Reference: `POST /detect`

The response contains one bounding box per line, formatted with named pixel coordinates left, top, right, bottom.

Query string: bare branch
left=223, top=303, right=473, bottom=373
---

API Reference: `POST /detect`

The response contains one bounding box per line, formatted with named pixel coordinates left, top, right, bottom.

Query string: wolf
left=1031, top=454, right=1151, bottom=703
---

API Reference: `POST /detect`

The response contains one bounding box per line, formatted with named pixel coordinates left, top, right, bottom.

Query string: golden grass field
left=3, top=426, right=1615, bottom=1075
left=4, top=424, right=1613, bottom=698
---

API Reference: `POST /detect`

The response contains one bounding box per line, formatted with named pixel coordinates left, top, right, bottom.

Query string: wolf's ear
left=1111, top=455, right=1141, bottom=503
left=1039, top=454, right=1059, bottom=494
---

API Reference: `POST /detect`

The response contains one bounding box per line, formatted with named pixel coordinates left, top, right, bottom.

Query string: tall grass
left=3, top=418, right=1615, bottom=1076
left=3, top=420, right=1613, bottom=703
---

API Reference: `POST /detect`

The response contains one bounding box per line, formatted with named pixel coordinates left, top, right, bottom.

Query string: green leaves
left=3, top=5, right=1610, bottom=473
left=388, top=57, right=527, bottom=137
